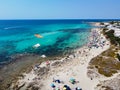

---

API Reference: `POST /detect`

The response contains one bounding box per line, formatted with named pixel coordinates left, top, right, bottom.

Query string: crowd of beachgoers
left=9, top=22, right=112, bottom=90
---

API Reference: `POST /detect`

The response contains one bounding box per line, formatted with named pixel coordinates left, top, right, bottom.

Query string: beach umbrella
left=55, top=79, right=61, bottom=83
left=63, top=87, right=67, bottom=90
left=56, top=87, right=60, bottom=90
left=77, top=87, right=81, bottom=90
left=64, top=85, right=67, bottom=87
left=70, top=78, right=75, bottom=84
left=50, top=83, right=55, bottom=88
left=70, top=78, right=74, bottom=80
left=70, top=78, right=75, bottom=82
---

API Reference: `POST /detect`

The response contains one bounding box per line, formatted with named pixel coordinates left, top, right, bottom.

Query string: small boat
left=33, top=43, right=40, bottom=48
left=34, top=34, right=43, bottom=38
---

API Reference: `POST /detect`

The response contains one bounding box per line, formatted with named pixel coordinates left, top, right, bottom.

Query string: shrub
left=117, top=54, right=120, bottom=61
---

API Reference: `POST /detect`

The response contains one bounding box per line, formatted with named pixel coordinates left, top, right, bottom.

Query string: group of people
left=88, top=29, right=106, bottom=49
left=50, top=78, right=82, bottom=90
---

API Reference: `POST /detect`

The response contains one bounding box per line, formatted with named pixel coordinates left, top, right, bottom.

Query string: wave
left=3, top=26, right=28, bottom=30
left=4, top=26, right=20, bottom=30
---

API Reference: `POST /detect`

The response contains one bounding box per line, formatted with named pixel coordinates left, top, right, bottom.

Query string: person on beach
left=53, top=78, right=55, bottom=82
left=46, top=60, right=50, bottom=66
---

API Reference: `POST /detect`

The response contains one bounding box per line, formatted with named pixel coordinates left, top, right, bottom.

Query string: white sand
left=15, top=28, right=111, bottom=90
left=39, top=35, right=110, bottom=90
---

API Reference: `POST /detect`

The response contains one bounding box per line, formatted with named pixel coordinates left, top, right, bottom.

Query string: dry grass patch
left=89, top=47, right=120, bottom=77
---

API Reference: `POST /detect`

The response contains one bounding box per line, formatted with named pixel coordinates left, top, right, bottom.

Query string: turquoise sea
left=0, top=20, right=93, bottom=64
left=1, top=19, right=116, bottom=64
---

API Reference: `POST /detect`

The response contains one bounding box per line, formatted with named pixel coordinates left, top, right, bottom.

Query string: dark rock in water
left=0, top=53, right=11, bottom=66
left=0, top=53, right=33, bottom=67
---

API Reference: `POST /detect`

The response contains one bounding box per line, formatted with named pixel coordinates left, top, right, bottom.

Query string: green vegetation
left=97, top=84, right=113, bottom=90
left=117, top=54, right=120, bottom=61
left=109, top=21, right=115, bottom=24
left=103, top=29, right=120, bottom=45
left=89, top=47, right=120, bottom=77
left=89, top=23, right=120, bottom=77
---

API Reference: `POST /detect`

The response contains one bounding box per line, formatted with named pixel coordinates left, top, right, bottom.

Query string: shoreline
left=11, top=23, right=111, bottom=90
left=0, top=52, right=68, bottom=90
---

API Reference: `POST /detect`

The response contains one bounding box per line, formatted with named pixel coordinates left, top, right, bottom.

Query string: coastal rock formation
left=96, top=74, right=120, bottom=90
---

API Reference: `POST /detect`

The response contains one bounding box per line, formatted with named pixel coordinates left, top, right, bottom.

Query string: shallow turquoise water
left=0, top=20, right=91, bottom=63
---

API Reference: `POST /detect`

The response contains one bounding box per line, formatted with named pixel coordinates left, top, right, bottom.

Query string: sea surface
left=0, top=19, right=119, bottom=64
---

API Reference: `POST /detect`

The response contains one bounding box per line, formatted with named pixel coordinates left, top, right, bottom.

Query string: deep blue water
left=0, top=19, right=119, bottom=64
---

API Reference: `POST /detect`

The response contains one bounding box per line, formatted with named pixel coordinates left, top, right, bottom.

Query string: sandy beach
left=11, top=25, right=113, bottom=90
